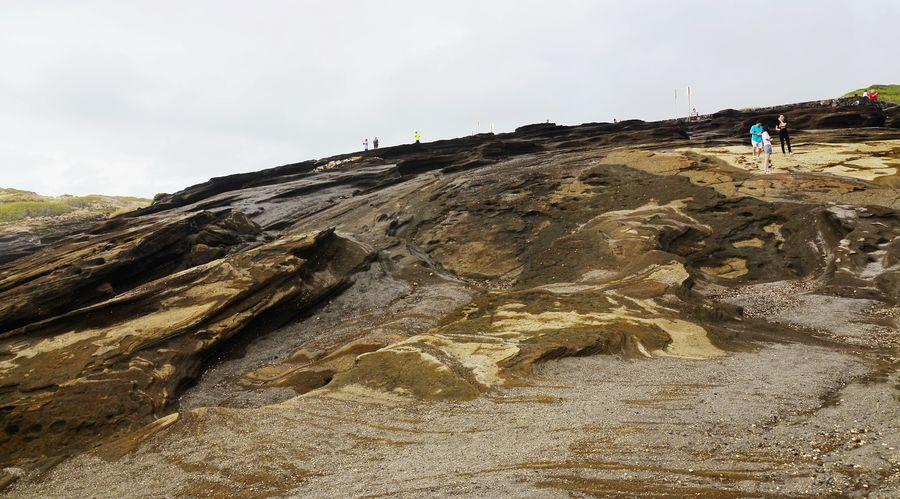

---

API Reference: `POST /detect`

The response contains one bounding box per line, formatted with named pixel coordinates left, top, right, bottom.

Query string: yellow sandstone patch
left=732, top=238, right=765, bottom=248
left=648, top=318, right=725, bottom=360
left=700, top=258, right=748, bottom=279
left=763, top=223, right=785, bottom=245
left=684, top=140, right=900, bottom=183
left=600, top=149, right=692, bottom=175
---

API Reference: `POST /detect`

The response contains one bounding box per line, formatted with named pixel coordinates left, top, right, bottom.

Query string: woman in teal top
left=750, top=122, right=764, bottom=160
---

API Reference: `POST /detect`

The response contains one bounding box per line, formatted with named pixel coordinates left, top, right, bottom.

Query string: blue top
left=750, top=124, right=764, bottom=143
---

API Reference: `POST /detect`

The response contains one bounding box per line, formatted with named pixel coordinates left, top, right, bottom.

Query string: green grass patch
left=0, top=201, right=74, bottom=222
left=842, top=84, right=900, bottom=105
left=0, top=188, right=150, bottom=223
left=0, top=188, right=47, bottom=204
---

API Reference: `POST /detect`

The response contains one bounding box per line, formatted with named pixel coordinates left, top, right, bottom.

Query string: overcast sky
left=2, top=1, right=898, bottom=198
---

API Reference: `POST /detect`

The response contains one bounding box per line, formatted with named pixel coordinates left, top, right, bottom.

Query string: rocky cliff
left=2, top=100, right=899, bottom=496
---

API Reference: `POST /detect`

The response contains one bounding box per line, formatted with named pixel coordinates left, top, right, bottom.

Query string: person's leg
left=780, top=132, right=787, bottom=154
left=785, top=132, right=792, bottom=153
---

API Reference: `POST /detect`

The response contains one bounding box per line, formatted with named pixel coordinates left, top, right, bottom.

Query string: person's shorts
left=751, top=139, right=762, bottom=148
left=764, top=143, right=773, bottom=154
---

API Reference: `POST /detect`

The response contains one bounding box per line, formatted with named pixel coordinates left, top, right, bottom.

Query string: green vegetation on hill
left=842, top=84, right=900, bottom=104
left=0, top=188, right=149, bottom=223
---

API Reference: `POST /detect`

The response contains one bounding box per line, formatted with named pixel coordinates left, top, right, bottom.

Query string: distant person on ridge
left=363, top=138, right=369, bottom=151
left=414, top=131, right=421, bottom=144
left=761, top=127, right=774, bottom=174
left=869, top=90, right=878, bottom=103
left=861, top=91, right=870, bottom=104
left=750, top=121, right=764, bottom=160
left=775, top=114, right=792, bottom=155
left=373, top=137, right=379, bottom=149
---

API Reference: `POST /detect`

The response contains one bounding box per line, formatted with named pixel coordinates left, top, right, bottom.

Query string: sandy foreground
left=9, top=343, right=898, bottom=497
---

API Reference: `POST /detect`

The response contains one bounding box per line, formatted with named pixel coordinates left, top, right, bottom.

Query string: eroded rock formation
left=1, top=100, right=899, bottom=496
left=1, top=226, right=372, bottom=464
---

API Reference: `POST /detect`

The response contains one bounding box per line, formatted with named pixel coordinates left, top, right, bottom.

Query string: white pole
left=674, top=88, right=678, bottom=120
left=687, top=85, right=692, bottom=119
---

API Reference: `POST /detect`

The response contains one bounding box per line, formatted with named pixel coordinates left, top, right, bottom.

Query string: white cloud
left=1, top=0, right=898, bottom=197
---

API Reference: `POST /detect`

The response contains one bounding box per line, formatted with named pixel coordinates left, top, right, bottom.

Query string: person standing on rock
left=761, top=127, right=774, bottom=173
left=775, top=115, right=792, bottom=155
left=373, top=137, right=379, bottom=149
left=363, top=138, right=369, bottom=151
left=869, top=90, right=878, bottom=103
left=414, top=131, right=421, bottom=144
left=750, top=121, right=764, bottom=160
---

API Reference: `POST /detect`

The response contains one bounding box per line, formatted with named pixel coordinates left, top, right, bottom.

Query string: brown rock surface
left=0, top=227, right=372, bottom=465
left=1, top=100, right=899, bottom=496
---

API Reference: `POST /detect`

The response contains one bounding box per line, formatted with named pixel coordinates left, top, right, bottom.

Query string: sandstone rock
left=0, top=99, right=898, bottom=499
left=0, top=228, right=372, bottom=464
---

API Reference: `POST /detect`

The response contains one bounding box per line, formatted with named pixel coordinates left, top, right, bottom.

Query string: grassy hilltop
left=842, top=84, right=900, bottom=104
left=0, top=188, right=148, bottom=223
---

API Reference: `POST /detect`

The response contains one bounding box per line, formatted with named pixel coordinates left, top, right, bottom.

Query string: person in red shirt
left=869, top=90, right=879, bottom=102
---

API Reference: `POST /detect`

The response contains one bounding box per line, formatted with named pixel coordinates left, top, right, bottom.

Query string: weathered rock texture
left=1, top=226, right=372, bottom=464
left=1, top=100, right=899, bottom=496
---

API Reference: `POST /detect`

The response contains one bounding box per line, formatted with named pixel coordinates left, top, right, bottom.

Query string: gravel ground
left=8, top=342, right=898, bottom=497
left=704, top=278, right=900, bottom=354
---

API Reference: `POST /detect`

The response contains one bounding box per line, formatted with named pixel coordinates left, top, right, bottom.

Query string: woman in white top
left=761, top=128, right=774, bottom=173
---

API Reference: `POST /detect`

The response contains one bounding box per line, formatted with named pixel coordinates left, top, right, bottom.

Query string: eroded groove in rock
left=0, top=210, right=261, bottom=334
left=324, top=202, right=743, bottom=400
left=0, top=229, right=372, bottom=465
